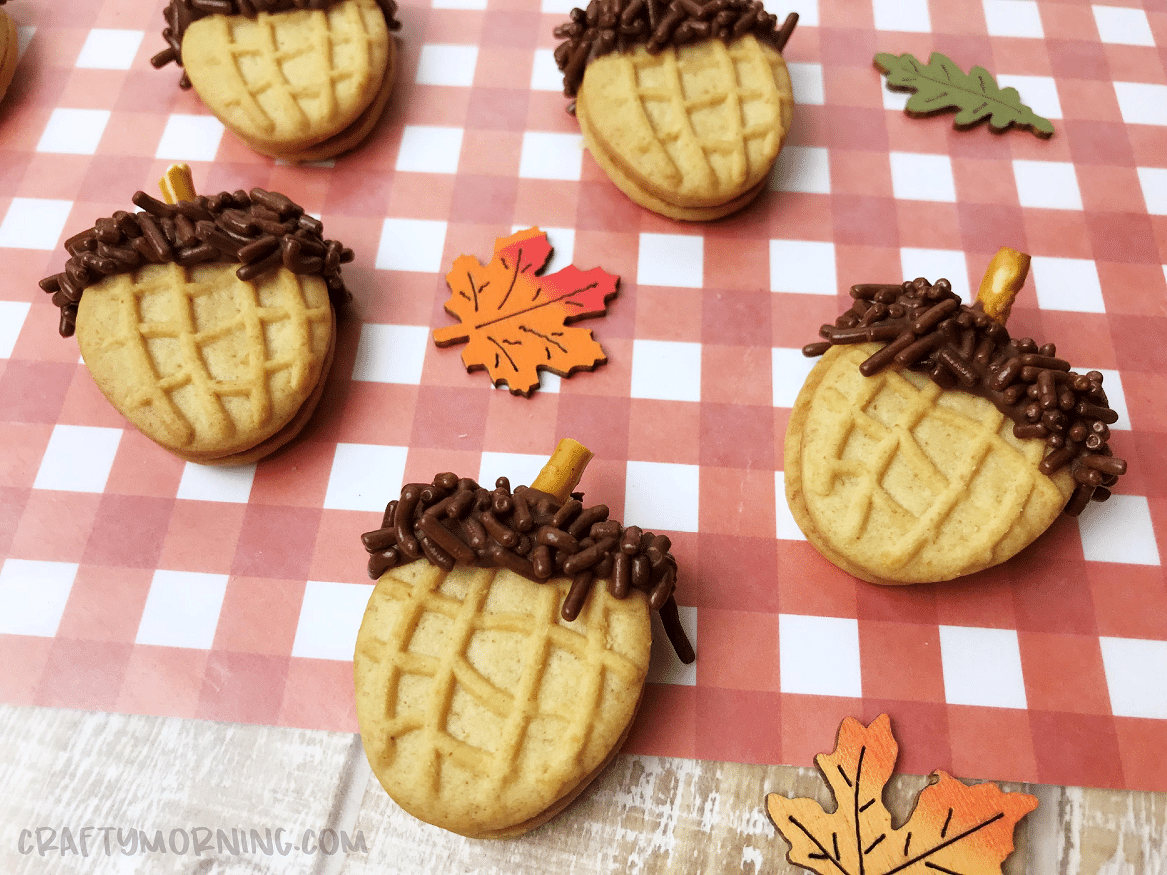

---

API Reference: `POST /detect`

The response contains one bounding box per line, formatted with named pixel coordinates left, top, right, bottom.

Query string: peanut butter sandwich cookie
left=40, top=165, right=353, bottom=465
left=355, top=439, right=695, bottom=838
left=784, top=248, right=1127, bottom=585
left=555, top=0, right=797, bottom=221
left=151, top=0, right=401, bottom=161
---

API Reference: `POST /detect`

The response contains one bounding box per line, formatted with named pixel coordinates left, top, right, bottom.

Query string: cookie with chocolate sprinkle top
left=39, top=169, right=352, bottom=466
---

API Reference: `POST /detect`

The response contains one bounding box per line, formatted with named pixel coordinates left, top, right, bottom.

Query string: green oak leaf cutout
left=874, top=51, right=1054, bottom=138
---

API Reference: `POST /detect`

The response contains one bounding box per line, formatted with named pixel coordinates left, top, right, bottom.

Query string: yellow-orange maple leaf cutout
left=433, top=227, right=619, bottom=396
left=765, top=714, right=1037, bottom=875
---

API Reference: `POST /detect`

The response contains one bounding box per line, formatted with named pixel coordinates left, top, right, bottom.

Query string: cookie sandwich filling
left=39, top=187, right=354, bottom=338
left=554, top=0, right=799, bottom=97
left=362, top=471, right=696, bottom=663
left=151, top=0, right=403, bottom=88
left=803, top=275, right=1127, bottom=517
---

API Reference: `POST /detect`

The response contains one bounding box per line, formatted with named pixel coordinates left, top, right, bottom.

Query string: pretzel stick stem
left=975, top=246, right=1030, bottom=325
left=531, top=438, right=593, bottom=502
left=159, top=164, right=196, bottom=206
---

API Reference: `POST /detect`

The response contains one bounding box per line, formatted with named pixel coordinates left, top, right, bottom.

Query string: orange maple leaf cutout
left=765, top=715, right=1037, bottom=875
left=433, top=227, right=619, bottom=396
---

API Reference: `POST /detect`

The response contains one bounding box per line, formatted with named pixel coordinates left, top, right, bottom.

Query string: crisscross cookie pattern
left=802, top=343, right=1069, bottom=578
left=355, top=561, right=648, bottom=830
left=76, top=262, right=332, bottom=454
left=600, top=35, right=790, bottom=202
left=183, top=0, right=388, bottom=146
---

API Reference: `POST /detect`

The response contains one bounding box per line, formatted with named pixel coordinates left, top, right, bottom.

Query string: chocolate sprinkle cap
left=362, top=473, right=696, bottom=664
left=151, top=0, right=402, bottom=89
left=554, top=0, right=797, bottom=97
left=39, top=188, right=354, bottom=338
left=807, top=276, right=1127, bottom=516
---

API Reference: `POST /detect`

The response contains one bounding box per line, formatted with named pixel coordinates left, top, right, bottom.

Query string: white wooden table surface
left=2, top=704, right=1164, bottom=874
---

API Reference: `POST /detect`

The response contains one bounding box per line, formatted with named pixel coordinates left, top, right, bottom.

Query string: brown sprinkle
left=807, top=277, right=1127, bottom=515
left=362, top=474, right=695, bottom=663
left=554, top=0, right=797, bottom=97
left=39, top=188, right=353, bottom=338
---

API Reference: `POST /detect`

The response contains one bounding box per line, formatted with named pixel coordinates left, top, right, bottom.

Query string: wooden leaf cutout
left=765, top=715, right=1038, bottom=875
left=874, top=51, right=1054, bottom=138
left=433, top=228, right=619, bottom=396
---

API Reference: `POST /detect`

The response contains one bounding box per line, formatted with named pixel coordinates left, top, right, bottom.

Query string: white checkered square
left=1078, top=495, right=1160, bottom=566
left=770, top=239, right=837, bottom=295
left=638, top=232, right=704, bottom=288
left=75, top=28, right=145, bottom=69
left=155, top=114, right=225, bottom=162
left=1137, top=167, right=1167, bottom=216
left=774, top=472, right=806, bottom=542
left=176, top=462, right=256, bottom=504
left=939, top=625, right=1028, bottom=708
left=531, top=372, right=561, bottom=393
left=352, top=324, right=430, bottom=384
left=786, top=62, right=825, bottom=105
left=531, top=48, right=563, bottom=92
left=779, top=614, right=862, bottom=697
left=513, top=225, right=574, bottom=274
left=771, top=145, right=831, bottom=194
left=324, top=444, right=409, bottom=512
left=376, top=218, right=447, bottom=272
left=647, top=605, right=697, bottom=685
left=519, top=131, right=584, bottom=180
left=624, top=460, right=700, bottom=533
left=630, top=339, right=702, bottom=403
left=900, top=248, right=969, bottom=294
left=982, top=0, right=1044, bottom=38
left=1100, top=637, right=1167, bottom=719
left=772, top=346, right=817, bottom=408
left=415, top=44, right=478, bottom=86
left=136, top=570, right=228, bottom=649
left=784, top=0, right=818, bottom=27
left=292, top=581, right=376, bottom=660
left=17, top=26, right=35, bottom=59
left=1092, top=5, right=1155, bottom=47
left=882, top=84, right=911, bottom=112
left=1093, top=369, right=1129, bottom=431
left=479, top=452, right=548, bottom=492
left=0, top=559, right=79, bottom=637
left=36, top=108, right=110, bottom=155
left=997, top=74, right=1062, bottom=120
left=1013, top=160, right=1083, bottom=210
left=0, top=300, right=30, bottom=358
left=873, top=0, right=931, bottom=32
left=1114, top=82, right=1167, bottom=126
left=33, top=425, right=122, bottom=494
left=0, top=198, right=73, bottom=250
left=890, top=152, right=957, bottom=202
left=1031, top=256, right=1105, bottom=313
left=396, top=126, right=464, bottom=174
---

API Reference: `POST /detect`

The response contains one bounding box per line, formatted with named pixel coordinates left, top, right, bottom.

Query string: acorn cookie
left=39, top=166, right=353, bottom=465
left=151, top=0, right=401, bottom=161
left=784, top=248, right=1126, bottom=585
left=555, top=0, right=797, bottom=221
left=355, top=439, right=694, bottom=838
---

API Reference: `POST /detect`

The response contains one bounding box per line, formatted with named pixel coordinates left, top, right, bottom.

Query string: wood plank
left=0, top=703, right=356, bottom=875
left=342, top=755, right=1042, bottom=874
left=1057, top=786, right=1167, bottom=874
left=2, top=704, right=1164, bottom=874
